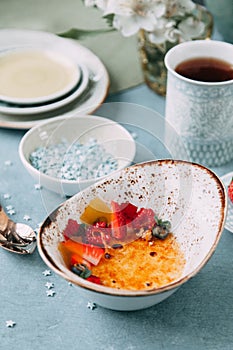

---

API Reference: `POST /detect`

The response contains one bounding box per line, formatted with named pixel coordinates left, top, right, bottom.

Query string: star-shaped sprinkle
left=34, top=183, right=42, bottom=190
left=8, top=209, right=15, bottom=215
left=68, top=282, right=73, bottom=286
left=6, top=320, right=16, bottom=328
left=42, top=270, right=51, bottom=276
left=87, top=302, right=97, bottom=310
left=6, top=205, right=13, bottom=211
left=4, top=160, right=12, bottom=166
left=3, top=193, right=11, bottom=199
left=45, top=282, right=54, bottom=289
left=23, top=215, right=31, bottom=221
left=46, top=290, right=56, bottom=297
left=34, top=222, right=42, bottom=234
left=130, top=131, right=138, bottom=139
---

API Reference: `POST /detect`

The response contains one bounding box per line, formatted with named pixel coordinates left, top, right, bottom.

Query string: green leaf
left=103, top=14, right=114, bottom=27
left=154, top=216, right=171, bottom=230
left=80, top=266, right=92, bottom=279
left=58, top=27, right=114, bottom=40
left=71, top=263, right=92, bottom=279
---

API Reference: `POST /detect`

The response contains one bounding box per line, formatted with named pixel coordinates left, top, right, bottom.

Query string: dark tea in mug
left=175, top=57, right=233, bottom=82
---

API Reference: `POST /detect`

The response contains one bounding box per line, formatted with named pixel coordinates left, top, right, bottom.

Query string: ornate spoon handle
left=0, top=204, right=9, bottom=232
left=0, top=204, right=27, bottom=244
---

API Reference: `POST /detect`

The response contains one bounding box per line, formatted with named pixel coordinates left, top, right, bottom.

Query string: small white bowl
left=0, top=48, right=81, bottom=105
left=19, top=114, right=136, bottom=196
left=37, top=160, right=227, bottom=311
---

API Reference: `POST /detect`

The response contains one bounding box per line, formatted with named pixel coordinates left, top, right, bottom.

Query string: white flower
left=84, top=0, right=108, bottom=10
left=148, top=17, right=183, bottom=44
left=104, top=0, right=166, bottom=37
left=96, top=0, right=109, bottom=10
left=165, top=26, right=182, bottom=42
left=84, top=0, right=96, bottom=7
left=178, top=0, right=195, bottom=12
left=165, top=0, right=195, bottom=17
left=178, top=16, right=205, bottom=40
left=148, top=17, right=171, bottom=44
left=82, top=0, right=206, bottom=44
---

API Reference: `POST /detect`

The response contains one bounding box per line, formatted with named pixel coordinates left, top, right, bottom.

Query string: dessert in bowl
left=37, top=160, right=227, bottom=311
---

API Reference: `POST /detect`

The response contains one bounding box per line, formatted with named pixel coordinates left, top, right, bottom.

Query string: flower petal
left=178, top=16, right=205, bottom=40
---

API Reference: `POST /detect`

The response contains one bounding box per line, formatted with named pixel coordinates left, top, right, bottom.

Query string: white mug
left=164, top=40, right=233, bottom=167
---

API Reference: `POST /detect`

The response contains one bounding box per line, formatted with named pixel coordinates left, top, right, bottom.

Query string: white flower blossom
left=104, top=0, right=166, bottom=37
left=148, top=17, right=171, bottom=44
left=83, top=0, right=206, bottom=43
left=178, top=16, right=205, bottom=40
left=84, top=0, right=96, bottom=7
left=164, top=0, right=195, bottom=17
left=84, top=0, right=108, bottom=10
left=96, top=0, right=109, bottom=10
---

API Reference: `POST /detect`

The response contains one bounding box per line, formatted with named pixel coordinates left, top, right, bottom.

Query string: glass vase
left=138, top=5, right=213, bottom=96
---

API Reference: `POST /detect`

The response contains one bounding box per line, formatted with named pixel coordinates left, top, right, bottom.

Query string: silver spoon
left=0, top=204, right=36, bottom=254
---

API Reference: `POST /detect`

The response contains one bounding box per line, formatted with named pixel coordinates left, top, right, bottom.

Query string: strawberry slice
left=111, top=201, right=127, bottom=240
left=87, top=275, right=102, bottom=284
left=228, top=177, right=233, bottom=204
left=61, top=240, right=104, bottom=266
left=132, top=208, right=156, bottom=230
left=70, top=253, right=92, bottom=269
left=63, top=219, right=82, bottom=240
left=117, top=202, right=138, bottom=221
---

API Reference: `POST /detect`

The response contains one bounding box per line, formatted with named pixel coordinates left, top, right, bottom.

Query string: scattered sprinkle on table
left=6, top=205, right=14, bottom=211
left=3, top=193, right=11, bottom=199
left=45, top=282, right=54, bottom=289
left=42, top=270, right=51, bottom=277
left=34, top=183, right=42, bottom=190
left=23, top=215, right=31, bottom=221
left=46, top=290, right=56, bottom=297
left=4, top=160, right=12, bottom=166
left=7, top=209, right=15, bottom=215
left=87, top=302, right=97, bottom=310
left=6, top=320, right=16, bottom=328
left=29, top=138, right=118, bottom=181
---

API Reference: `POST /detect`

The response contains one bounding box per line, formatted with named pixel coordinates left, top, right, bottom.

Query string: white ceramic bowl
left=37, top=160, right=227, bottom=311
left=19, top=114, right=136, bottom=196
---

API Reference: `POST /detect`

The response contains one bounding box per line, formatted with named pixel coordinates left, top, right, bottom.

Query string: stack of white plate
left=0, top=29, right=109, bottom=129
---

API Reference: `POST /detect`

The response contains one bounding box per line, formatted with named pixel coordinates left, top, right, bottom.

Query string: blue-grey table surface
left=1, top=35, right=233, bottom=350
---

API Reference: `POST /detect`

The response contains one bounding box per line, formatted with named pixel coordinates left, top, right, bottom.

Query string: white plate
left=221, top=171, right=233, bottom=233
left=0, top=29, right=109, bottom=129
left=0, top=48, right=81, bottom=105
left=0, top=63, right=89, bottom=115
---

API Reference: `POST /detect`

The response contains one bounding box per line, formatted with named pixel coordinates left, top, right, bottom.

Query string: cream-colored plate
left=0, top=49, right=81, bottom=104
left=0, top=63, right=89, bottom=115
left=0, top=29, right=109, bottom=129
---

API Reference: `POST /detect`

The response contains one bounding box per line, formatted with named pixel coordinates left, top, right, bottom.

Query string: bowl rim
left=37, top=159, right=227, bottom=297
left=18, top=114, right=136, bottom=186
left=0, top=47, right=81, bottom=105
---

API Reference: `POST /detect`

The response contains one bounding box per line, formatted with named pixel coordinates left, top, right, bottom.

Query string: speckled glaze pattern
left=37, top=160, right=227, bottom=311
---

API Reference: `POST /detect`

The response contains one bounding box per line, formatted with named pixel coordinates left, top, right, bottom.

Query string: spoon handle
left=0, top=205, right=27, bottom=244
left=0, top=205, right=9, bottom=232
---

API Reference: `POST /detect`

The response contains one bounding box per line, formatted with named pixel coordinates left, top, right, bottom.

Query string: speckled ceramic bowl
left=19, top=114, right=136, bottom=196
left=37, top=160, right=227, bottom=311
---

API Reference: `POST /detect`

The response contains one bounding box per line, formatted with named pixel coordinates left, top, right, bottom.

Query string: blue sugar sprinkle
left=29, top=139, right=118, bottom=181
